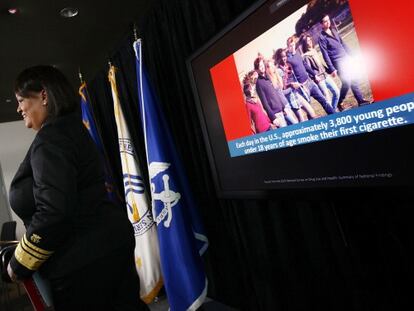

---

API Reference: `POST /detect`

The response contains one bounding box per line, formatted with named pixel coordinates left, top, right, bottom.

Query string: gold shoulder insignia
left=30, top=234, right=42, bottom=243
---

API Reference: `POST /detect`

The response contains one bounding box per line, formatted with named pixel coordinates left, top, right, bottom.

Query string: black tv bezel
left=186, top=0, right=413, bottom=199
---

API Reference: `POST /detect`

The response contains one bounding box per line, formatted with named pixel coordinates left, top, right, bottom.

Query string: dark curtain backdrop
left=85, top=0, right=413, bottom=310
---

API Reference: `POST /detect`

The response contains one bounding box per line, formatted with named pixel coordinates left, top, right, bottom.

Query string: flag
left=79, top=82, right=119, bottom=202
left=79, top=82, right=104, bottom=152
left=108, top=66, right=163, bottom=303
left=134, top=39, right=209, bottom=311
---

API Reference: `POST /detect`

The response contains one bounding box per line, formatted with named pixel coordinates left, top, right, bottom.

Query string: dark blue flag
left=79, top=82, right=118, bottom=202
left=134, top=39, right=208, bottom=311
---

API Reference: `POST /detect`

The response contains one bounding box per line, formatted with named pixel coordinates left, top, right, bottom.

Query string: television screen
left=187, top=0, right=414, bottom=197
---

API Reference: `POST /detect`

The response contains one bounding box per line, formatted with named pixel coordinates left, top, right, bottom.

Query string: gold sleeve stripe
left=14, top=243, right=46, bottom=271
left=23, top=235, right=53, bottom=256
left=20, top=241, right=49, bottom=260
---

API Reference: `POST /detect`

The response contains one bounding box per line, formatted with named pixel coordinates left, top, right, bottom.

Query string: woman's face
left=306, top=36, right=313, bottom=49
left=267, top=61, right=275, bottom=73
left=281, top=52, right=287, bottom=65
left=16, top=91, right=48, bottom=131
left=258, top=60, right=265, bottom=75
left=250, top=71, right=258, bottom=83
left=287, top=40, right=296, bottom=53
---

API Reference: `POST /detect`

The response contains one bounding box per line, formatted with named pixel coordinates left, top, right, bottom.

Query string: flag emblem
left=149, top=161, right=181, bottom=228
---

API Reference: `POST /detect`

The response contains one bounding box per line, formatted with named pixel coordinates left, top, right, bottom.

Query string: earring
left=42, top=102, right=47, bottom=106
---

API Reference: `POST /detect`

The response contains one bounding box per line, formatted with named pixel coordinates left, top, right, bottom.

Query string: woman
left=274, top=48, right=317, bottom=121
left=243, top=82, right=276, bottom=133
left=254, top=57, right=291, bottom=127
left=264, top=59, right=300, bottom=124
left=7, top=65, right=149, bottom=311
left=242, top=69, right=259, bottom=86
left=265, top=60, right=300, bottom=124
left=302, top=34, right=340, bottom=111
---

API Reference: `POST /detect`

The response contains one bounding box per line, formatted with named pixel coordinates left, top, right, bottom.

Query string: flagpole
left=133, top=23, right=138, bottom=41
left=133, top=39, right=150, bottom=171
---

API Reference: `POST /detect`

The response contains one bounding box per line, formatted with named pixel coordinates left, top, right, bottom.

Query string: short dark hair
left=320, top=14, right=330, bottom=23
left=14, top=65, right=78, bottom=119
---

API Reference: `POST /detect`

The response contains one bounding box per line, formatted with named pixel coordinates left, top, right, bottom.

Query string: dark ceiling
left=0, top=0, right=152, bottom=123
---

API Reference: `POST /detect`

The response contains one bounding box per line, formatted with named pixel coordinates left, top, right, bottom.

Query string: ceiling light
left=60, top=7, right=78, bottom=18
left=8, top=8, right=18, bottom=15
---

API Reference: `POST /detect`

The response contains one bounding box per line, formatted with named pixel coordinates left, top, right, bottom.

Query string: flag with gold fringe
left=108, top=66, right=163, bottom=303
left=134, top=39, right=209, bottom=311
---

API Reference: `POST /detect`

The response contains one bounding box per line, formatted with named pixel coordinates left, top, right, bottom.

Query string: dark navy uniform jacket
left=9, top=112, right=134, bottom=279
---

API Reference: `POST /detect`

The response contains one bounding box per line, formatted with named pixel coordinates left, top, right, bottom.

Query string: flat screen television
left=187, top=0, right=414, bottom=198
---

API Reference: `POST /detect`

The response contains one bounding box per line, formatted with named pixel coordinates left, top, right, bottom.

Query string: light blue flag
left=79, top=82, right=118, bottom=203
left=133, top=39, right=209, bottom=311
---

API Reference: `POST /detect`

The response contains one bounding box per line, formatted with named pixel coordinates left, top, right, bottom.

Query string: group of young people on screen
left=243, top=14, right=371, bottom=134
